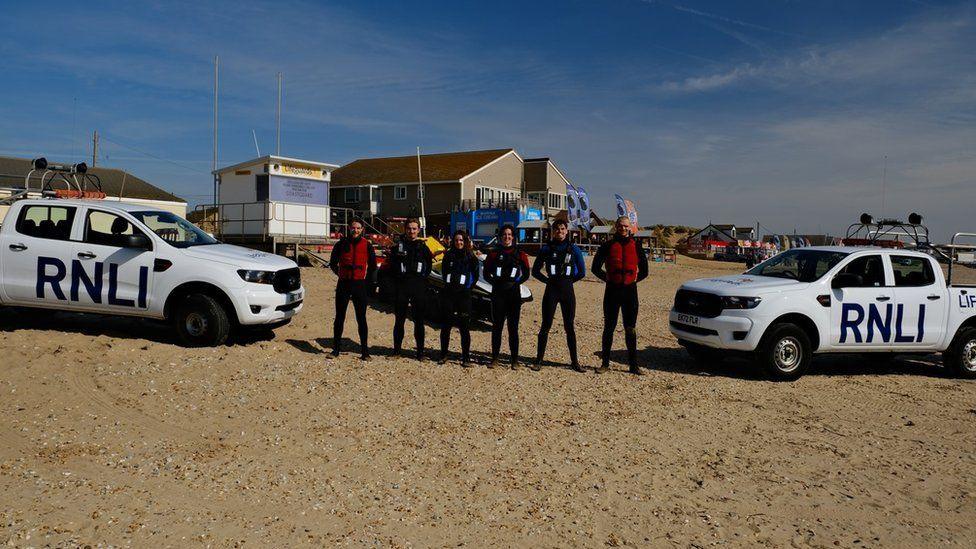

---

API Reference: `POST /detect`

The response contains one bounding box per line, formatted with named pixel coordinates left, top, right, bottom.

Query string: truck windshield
left=131, top=211, right=218, bottom=248
left=747, top=249, right=849, bottom=282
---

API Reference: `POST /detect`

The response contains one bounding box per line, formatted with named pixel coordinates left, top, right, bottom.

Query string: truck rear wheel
left=943, top=326, right=976, bottom=379
left=758, top=323, right=811, bottom=381
left=174, top=294, right=232, bottom=347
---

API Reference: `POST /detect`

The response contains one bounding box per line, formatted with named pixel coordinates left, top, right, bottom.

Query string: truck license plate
left=676, top=313, right=700, bottom=325
left=286, top=291, right=302, bottom=304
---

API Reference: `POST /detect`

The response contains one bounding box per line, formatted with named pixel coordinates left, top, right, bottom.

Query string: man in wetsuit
left=484, top=224, right=531, bottom=369
left=389, top=219, right=433, bottom=360
left=593, top=216, right=649, bottom=375
left=329, top=219, right=377, bottom=360
left=532, top=219, right=586, bottom=372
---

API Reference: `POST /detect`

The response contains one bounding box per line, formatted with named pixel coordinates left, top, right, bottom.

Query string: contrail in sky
left=639, top=0, right=802, bottom=38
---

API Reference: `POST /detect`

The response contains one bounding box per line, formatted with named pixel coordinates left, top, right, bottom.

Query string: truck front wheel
left=174, top=294, right=232, bottom=347
left=943, top=327, right=976, bottom=379
left=758, top=323, right=811, bottom=381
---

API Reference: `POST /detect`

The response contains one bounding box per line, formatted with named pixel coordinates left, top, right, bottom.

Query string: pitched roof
left=331, top=149, right=514, bottom=187
left=689, top=224, right=736, bottom=242
left=0, top=156, right=186, bottom=203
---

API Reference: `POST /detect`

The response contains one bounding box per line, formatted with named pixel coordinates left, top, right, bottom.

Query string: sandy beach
left=2, top=257, right=975, bottom=547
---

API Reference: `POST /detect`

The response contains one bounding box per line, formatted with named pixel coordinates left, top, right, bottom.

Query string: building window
left=344, top=187, right=361, bottom=204
left=394, top=185, right=407, bottom=200
left=548, top=193, right=564, bottom=210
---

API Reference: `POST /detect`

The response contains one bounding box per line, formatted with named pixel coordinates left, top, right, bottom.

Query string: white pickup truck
left=669, top=245, right=976, bottom=380
left=0, top=199, right=305, bottom=346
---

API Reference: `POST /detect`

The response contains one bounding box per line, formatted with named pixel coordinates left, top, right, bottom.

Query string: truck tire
left=758, top=323, right=811, bottom=381
left=173, top=293, right=231, bottom=347
left=943, top=326, right=976, bottom=379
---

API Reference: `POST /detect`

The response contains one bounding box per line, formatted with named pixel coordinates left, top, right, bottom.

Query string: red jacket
left=330, top=236, right=377, bottom=281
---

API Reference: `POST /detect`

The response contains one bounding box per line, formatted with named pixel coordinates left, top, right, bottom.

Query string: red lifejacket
left=337, top=238, right=371, bottom=281
left=606, top=238, right=639, bottom=285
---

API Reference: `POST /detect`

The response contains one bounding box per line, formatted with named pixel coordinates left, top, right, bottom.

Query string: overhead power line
left=99, top=135, right=209, bottom=175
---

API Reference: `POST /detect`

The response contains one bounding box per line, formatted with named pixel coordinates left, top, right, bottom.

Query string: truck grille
left=273, top=268, right=301, bottom=294
left=673, top=289, right=722, bottom=318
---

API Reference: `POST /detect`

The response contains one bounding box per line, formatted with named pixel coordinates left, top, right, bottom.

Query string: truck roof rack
left=23, top=157, right=105, bottom=199
left=843, top=212, right=930, bottom=249
left=2, top=157, right=107, bottom=206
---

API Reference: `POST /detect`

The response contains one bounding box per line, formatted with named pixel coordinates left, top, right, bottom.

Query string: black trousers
left=537, top=279, right=578, bottom=365
left=439, top=289, right=472, bottom=361
left=334, top=280, right=369, bottom=353
left=393, top=279, right=426, bottom=354
left=602, top=283, right=639, bottom=365
left=491, top=286, right=523, bottom=361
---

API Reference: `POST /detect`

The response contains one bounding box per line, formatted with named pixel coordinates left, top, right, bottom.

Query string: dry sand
left=1, top=257, right=975, bottom=547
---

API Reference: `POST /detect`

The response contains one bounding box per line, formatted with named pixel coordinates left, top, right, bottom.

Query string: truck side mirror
left=122, top=234, right=151, bottom=250
left=832, top=273, right=863, bottom=289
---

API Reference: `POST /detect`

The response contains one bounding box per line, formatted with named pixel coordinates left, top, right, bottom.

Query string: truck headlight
left=238, top=269, right=275, bottom=284
left=721, top=296, right=762, bottom=309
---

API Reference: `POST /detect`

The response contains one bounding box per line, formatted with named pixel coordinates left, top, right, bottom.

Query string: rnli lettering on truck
left=839, top=303, right=925, bottom=344
left=1, top=199, right=306, bottom=346
left=668, top=246, right=976, bottom=380
left=36, top=256, right=149, bottom=307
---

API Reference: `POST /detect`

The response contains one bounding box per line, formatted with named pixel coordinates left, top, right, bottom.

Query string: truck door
left=1, top=203, right=83, bottom=308
left=72, top=208, right=155, bottom=312
left=829, top=253, right=893, bottom=349
left=888, top=254, right=946, bottom=349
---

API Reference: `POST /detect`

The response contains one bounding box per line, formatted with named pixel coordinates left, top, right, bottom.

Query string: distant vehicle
left=0, top=198, right=304, bottom=346
left=669, top=243, right=976, bottom=380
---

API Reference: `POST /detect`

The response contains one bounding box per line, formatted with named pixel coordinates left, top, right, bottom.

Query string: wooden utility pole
left=91, top=130, right=98, bottom=167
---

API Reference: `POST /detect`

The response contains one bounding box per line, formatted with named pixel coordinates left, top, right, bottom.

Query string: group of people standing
left=329, top=216, right=648, bottom=374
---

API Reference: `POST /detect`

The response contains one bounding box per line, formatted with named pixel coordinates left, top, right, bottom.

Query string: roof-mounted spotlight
left=860, top=213, right=874, bottom=225
left=908, top=212, right=923, bottom=226
left=31, top=157, right=48, bottom=170
left=73, top=162, right=88, bottom=174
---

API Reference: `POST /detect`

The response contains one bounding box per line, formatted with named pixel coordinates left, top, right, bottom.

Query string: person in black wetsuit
left=388, top=219, right=433, bottom=361
left=592, top=216, right=649, bottom=375
left=531, top=219, right=587, bottom=372
left=437, top=229, right=479, bottom=367
left=483, top=224, right=531, bottom=369
left=329, top=219, right=377, bottom=360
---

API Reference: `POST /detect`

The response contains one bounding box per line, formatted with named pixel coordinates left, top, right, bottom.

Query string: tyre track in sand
left=65, top=365, right=196, bottom=442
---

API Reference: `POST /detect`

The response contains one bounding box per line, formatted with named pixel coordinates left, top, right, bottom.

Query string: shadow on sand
left=592, top=344, right=946, bottom=380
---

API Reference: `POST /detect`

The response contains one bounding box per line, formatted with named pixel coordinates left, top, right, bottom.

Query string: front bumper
left=232, top=285, right=305, bottom=325
left=668, top=309, right=763, bottom=351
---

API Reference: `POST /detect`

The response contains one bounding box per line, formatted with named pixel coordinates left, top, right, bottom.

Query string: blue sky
left=2, top=0, right=974, bottom=239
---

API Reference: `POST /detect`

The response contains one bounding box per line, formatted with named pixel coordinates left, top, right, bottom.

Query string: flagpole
left=416, top=146, right=427, bottom=237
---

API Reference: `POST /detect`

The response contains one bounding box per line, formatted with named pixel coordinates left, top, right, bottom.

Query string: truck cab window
left=85, top=210, right=144, bottom=247
left=892, top=255, right=935, bottom=287
left=837, top=255, right=885, bottom=287
left=15, top=205, right=75, bottom=241
left=131, top=210, right=218, bottom=248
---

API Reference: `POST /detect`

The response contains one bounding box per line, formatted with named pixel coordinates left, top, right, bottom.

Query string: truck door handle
left=8, top=243, right=27, bottom=251
left=77, top=251, right=97, bottom=259
left=927, top=295, right=941, bottom=300
left=875, top=296, right=890, bottom=302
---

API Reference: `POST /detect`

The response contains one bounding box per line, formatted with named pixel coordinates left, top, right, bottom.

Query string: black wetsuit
left=532, top=239, right=587, bottom=367
left=389, top=237, right=433, bottom=357
left=329, top=236, right=377, bottom=356
left=484, top=245, right=531, bottom=364
left=593, top=235, right=649, bottom=369
left=438, top=248, right=480, bottom=363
